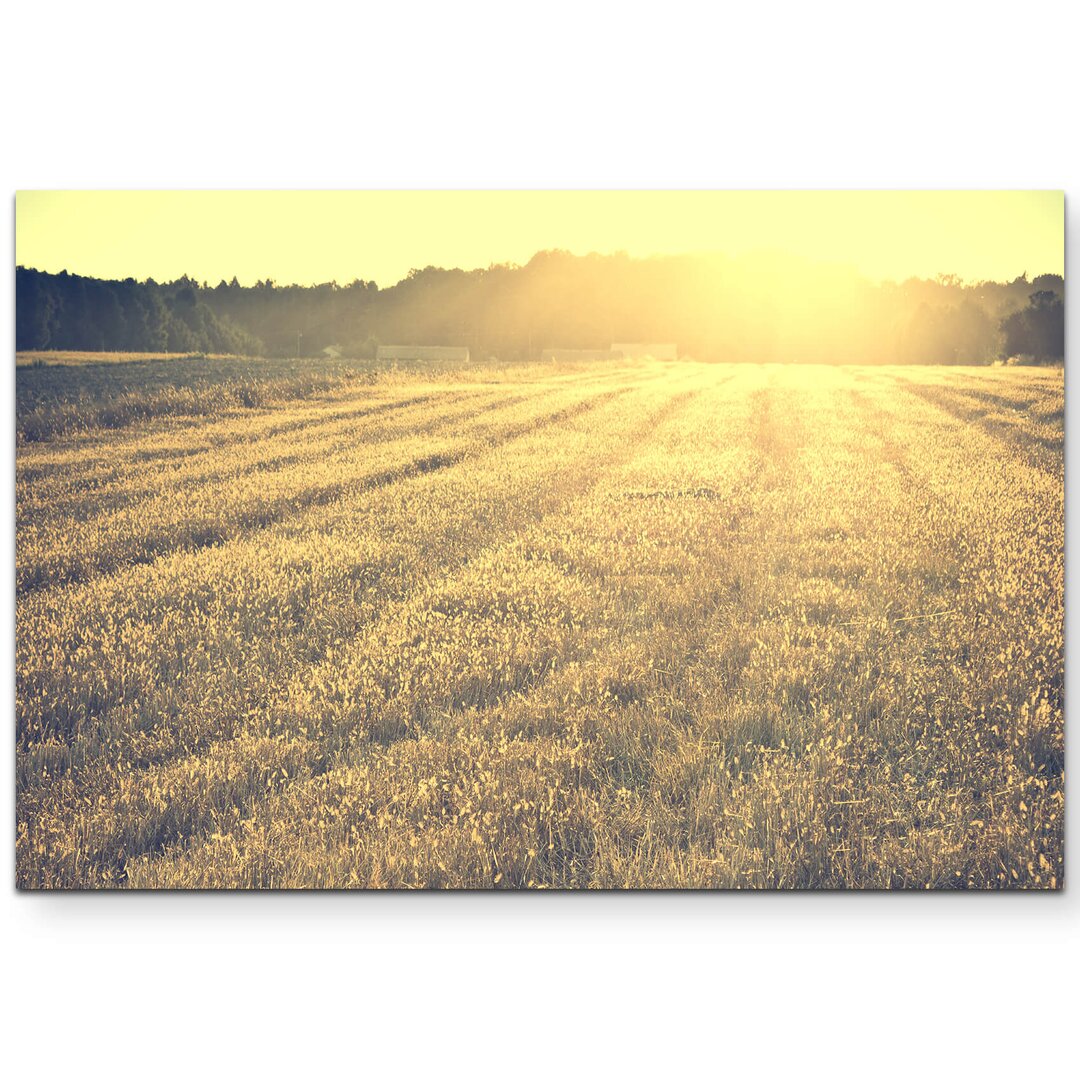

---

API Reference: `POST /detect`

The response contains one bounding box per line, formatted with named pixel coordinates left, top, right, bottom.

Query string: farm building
left=541, top=348, right=614, bottom=362
left=610, top=343, right=678, bottom=360
left=376, top=345, right=470, bottom=363
left=321, top=345, right=343, bottom=360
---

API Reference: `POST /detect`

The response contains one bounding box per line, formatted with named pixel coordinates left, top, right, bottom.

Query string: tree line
left=16, top=253, right=1064, bottom=363
left=16, top=269, right=261, bottom=355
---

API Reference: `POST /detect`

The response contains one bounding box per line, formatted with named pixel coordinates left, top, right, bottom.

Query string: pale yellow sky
left=15, top=191, right=1064, bottom=288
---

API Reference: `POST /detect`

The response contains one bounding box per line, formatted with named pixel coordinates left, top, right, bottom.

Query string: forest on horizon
left=15, top=251, right=1065, bottom=364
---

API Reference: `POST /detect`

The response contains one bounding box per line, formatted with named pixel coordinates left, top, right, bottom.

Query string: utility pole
left=297, top=330, right=302, bottom=360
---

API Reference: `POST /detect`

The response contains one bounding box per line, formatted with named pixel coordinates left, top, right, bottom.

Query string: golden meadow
left=15, top=356, right=1063, bottom=888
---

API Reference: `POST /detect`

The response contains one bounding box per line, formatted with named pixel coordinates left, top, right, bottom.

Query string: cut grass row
left=16, top=361, right=1063, bottom=888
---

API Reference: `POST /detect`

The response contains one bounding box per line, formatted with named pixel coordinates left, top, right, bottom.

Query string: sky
left=15, top=190, right=1064, bottom=289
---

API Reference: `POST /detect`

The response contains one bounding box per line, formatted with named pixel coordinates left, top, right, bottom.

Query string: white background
left=3, top=2, right=1076, bottom=1076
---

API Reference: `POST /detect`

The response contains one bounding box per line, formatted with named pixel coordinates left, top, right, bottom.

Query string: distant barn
left=610, top=343, right=678, bottom=360
left=541, top=348, right=614, bottom=362
left=321, top=345, right=343, bottom=360
left=376, top=345, right=470, bottom=363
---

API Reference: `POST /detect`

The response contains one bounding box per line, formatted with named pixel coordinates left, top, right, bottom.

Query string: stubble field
left=15, top=357, right=1064, bottom=888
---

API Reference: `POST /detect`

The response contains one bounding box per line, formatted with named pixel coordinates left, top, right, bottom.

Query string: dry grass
left=16, top=351, right=249, bottom=366
left=15, top=359, right=1063, bottom=888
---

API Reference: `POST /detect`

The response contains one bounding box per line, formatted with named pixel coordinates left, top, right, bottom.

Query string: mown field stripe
left=15, top=387, right=527, bottom=528
left=121, top=369, right=772, bottom=886
left=19, top=363, right=1061, bottom=890
left=888, top=377, right=1063, bottom=479
left=17, top=370, right=700, bottom=886
left=16, top=375, right=659, bottom=593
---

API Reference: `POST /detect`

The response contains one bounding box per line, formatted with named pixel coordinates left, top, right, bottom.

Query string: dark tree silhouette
left=1001, top=290, right=1065, bottom=361
left=15, top=267, right=261, bottom=355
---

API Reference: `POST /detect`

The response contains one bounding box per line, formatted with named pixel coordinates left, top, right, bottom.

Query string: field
left=15, top=351, right=480, bottom=443
left=15, top=357, right=1064, bottom=888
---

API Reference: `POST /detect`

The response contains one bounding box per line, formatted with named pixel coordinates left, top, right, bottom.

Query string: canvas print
left=14, top=191, right=1063, bottom=890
